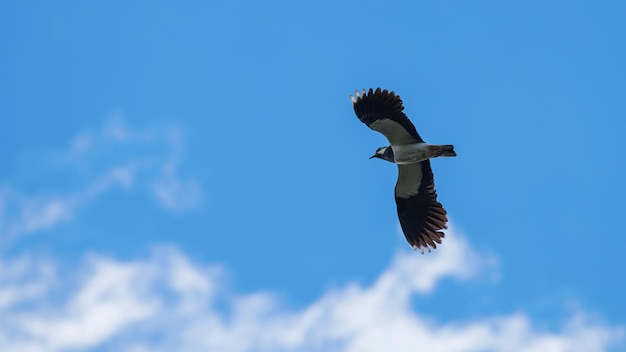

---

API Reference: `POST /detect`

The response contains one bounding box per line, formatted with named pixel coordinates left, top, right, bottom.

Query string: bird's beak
left=369, top=154, right=377, bottom=159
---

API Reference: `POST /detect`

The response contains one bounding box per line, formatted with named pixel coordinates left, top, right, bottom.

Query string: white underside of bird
left=391, top=143, right=437, bottom=164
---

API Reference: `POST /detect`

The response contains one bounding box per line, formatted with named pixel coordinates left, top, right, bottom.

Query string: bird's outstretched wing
left=394, top=161, right=447, bottom=253
left=351, top=88, right=423, bottom=145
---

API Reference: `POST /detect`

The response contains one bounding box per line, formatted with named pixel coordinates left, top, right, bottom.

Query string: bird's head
left=369, top=146, right=394, bottom=162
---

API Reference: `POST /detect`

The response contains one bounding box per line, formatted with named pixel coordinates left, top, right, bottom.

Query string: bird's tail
left=428, top=144, right=456, bottom=157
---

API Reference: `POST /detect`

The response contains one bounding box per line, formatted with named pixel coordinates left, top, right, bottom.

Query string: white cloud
left=0, top=113, right=202, bottom=242
left=0, top=116, right=622, bottom=352
left=0, top=229, right=622, bottom=352
left=0, top=254, right=55, bottom=310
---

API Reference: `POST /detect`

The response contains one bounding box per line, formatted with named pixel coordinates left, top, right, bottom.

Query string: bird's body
left=351, top=88, right=456, bottom=253
left=391, top=143, right=455, bottom=164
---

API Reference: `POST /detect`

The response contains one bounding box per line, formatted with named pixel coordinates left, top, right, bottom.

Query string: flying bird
left=351, top=88, right=456, bottom=253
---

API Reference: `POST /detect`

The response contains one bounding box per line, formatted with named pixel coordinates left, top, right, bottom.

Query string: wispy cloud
left=150, top=125, right=202, bottom=212
left=0, top=229, right=622, bottom=352
left=0, top=113, right=202, bottom=244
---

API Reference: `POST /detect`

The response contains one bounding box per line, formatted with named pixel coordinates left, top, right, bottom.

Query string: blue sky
left=1, top=1, right=625, bottom=351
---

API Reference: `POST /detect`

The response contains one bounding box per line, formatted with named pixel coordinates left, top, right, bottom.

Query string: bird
left=350, top=88, right=456, bottom=253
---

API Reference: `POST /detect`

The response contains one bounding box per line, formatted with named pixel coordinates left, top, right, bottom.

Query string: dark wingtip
left=409, top=229, right=446, bottom=254
left=350, top=88, right=405, bottom=124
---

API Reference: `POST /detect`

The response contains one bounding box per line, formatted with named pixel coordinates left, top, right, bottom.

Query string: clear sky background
left=1, top=1, right=625, bottom=351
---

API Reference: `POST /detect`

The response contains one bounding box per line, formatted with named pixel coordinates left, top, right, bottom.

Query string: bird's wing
left=351, top=88, right=424, bottom=145
left=394, top=161, right=447, bottom=253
